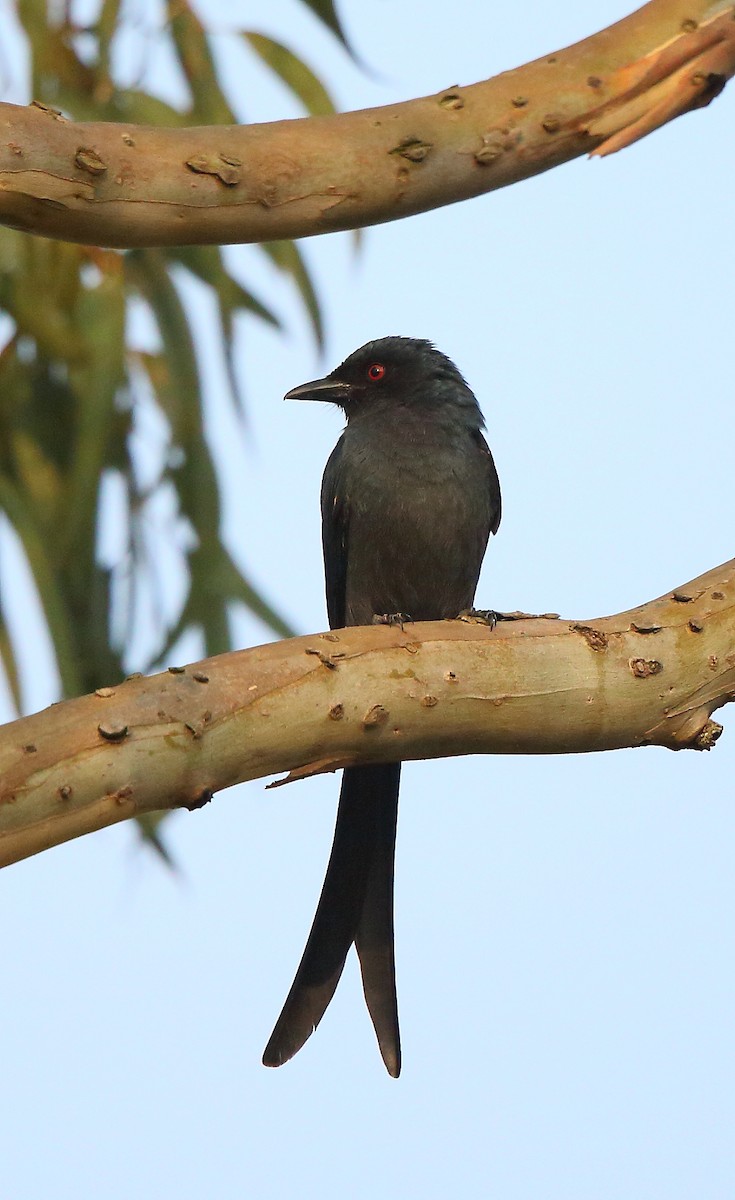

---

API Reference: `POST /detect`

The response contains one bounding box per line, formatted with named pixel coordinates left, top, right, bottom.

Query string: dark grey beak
left=284, top=377, right=350, bottom=404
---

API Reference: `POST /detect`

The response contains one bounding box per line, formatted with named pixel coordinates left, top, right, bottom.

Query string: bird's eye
left=367, top=363, right=385, bottom=382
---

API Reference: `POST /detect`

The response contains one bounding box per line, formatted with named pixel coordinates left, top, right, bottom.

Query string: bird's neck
left=348, top=401, right=482, bottom=441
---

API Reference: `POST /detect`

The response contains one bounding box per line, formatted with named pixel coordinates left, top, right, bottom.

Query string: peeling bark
left=0, top=2, right=733, bottom=248
left=1, top=559, right=733, bottom=869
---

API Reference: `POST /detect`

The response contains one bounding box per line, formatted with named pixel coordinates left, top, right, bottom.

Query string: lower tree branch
left=0, top=558, right=733, bottom=869
left=0, top=2, right=733, bottom=246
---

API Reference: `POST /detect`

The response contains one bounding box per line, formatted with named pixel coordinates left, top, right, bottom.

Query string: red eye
left=367, top=363, right=385, bottom=381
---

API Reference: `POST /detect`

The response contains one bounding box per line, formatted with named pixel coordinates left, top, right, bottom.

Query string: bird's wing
left=475, top=429, right=502, bottom=536
left=320, top=434, right=349, bottom=630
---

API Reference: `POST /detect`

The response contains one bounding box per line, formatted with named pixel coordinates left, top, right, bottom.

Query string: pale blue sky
left=1, top=3, right=734, bottom=1198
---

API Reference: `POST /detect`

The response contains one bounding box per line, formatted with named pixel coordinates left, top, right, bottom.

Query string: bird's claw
left=457, top=607, right=498, bottom=628
left=458, top=608, right=561, bottom=626
left=372, top=611, right=412, bottom=630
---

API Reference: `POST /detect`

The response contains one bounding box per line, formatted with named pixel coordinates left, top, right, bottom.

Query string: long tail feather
left=263, top=764, right=401, bottom=1074
left=355, top=765, right=401, bottom=1077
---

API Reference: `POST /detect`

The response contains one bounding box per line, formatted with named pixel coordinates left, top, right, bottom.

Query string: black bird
left=263, top=337, right=501, bottom=1076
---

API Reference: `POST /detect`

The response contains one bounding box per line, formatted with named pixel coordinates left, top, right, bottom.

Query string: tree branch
left=1, top=558, right=733, bottom=869
left=0, top=2, right=733, bottom=248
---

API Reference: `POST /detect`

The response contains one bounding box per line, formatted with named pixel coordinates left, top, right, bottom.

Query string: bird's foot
left=458, top=607, right=560, bottom=626
left=457, top=607, right=498, bottom=628
left=372, top=611, right=412, bottom=630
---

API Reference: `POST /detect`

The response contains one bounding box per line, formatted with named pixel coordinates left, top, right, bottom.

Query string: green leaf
left=125, top=248, right=203, bottom=446
left=108, top=89, right=191, bottom=128
left=157, top=542, right=295, bottom=664
left=243, top=33, right=336, bottom=117
left=0, top=472, right=82, bottom=697
left=168, top=244, right=281, bottom=416
left=167, top=0, right=238, bottom=124
left=126, top=249, right=294, bottom=653
left=261, top=240, right=324, bottom=348
left=0, top=597, right=22, bottom=714
left=216, top=548, right=296, bottom=639
left=170, top=245, right=281, bottom=330
left=136, top=813, right=179, bottom=872
left=95, top=0, right=123, bottom=70
left=60, top=264, right=126, bottom=564
left=5, top=0, right=332, bottom=723
left=300, top=0, right=355, bottom=57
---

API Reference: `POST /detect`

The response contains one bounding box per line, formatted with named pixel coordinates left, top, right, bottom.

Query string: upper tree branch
left=0, top=1, right=733, bottom=248
left=0, top=559, right=733, bottom=870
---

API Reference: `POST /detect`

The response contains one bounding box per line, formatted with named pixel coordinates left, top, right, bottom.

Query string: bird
left=262, top=336, right=501, bottom=1077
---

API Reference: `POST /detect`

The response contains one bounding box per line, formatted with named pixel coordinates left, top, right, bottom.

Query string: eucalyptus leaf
left=300, top=0, right=355, bottom=57
left=3, top=0, right=337, bottom=858
left=261, top=241, right=324, bottom=347
left=168, top=0, right=239, bottom=124
left=243, top=32, right=336, bottom=116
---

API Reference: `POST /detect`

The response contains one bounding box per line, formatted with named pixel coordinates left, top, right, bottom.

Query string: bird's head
left=285, top=337, right=484, bottom=428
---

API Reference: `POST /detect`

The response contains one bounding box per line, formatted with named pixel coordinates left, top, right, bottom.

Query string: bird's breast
left=338, top=420, right=491, bottom=624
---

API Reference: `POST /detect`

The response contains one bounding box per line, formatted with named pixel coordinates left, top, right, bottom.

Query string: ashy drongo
left=263, top=337, right=501, bottom=1077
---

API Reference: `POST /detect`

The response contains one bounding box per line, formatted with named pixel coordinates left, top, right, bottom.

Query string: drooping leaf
left=0, top=594, right=22, bottom=714
left=94, top=0, right=124, bottom=76
left=0, top=472, right=81, bottom=697
left=299, top=0, right=355, bottom=58
left=243, top=32, right=336, bottom=117
left=108, top=89, right=192, bottom=128
left=60, top=255, right=126, bottom=566
left=261, top=240, right=324, bottom=347
left=135, top=813, right=180, bottom=872
left=2, top=0, right=340, bottom=862
left=170, top=245, right=281, bottom=331
left=126, top=248, right=294, bottom=659
left=125, top=247, right=203, bottom=446
left=167, top=244, right=281, bottom=415
left=166, top=0, right=238, bottom=124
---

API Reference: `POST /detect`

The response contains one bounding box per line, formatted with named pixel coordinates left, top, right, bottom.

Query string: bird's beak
left=284, top=377, right=350, bottom=404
